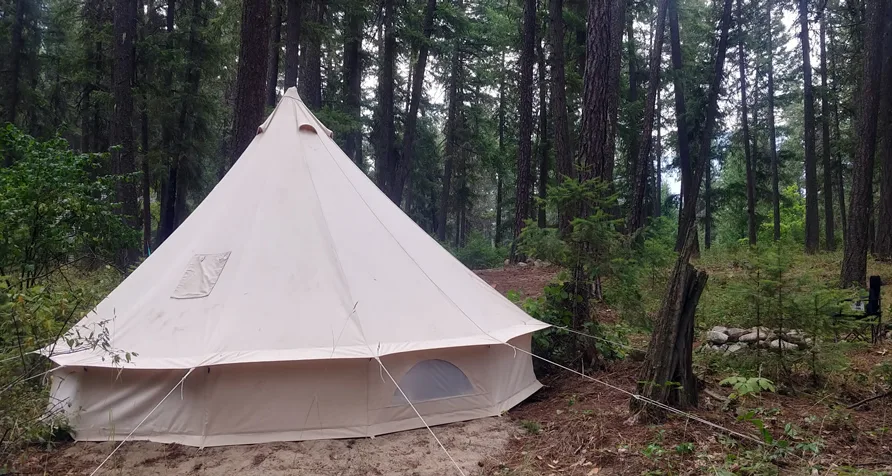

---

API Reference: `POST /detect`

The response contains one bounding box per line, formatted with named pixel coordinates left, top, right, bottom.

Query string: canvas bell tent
left=46, top=88, right=548, bottom=447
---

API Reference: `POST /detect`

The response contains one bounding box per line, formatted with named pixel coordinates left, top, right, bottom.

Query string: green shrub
left=447, top=233, right=508, bottom=270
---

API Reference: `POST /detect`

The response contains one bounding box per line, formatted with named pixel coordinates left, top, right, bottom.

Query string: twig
left=847, top=389, right=892, bottom=409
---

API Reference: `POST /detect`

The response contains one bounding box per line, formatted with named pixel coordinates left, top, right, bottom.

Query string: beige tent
left=47, top=88, right=547, bottom=447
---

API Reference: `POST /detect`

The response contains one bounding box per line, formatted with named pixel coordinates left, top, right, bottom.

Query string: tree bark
left=605, top=0, right=626, bottom=185
left=626, top=7, right=640, bottom=185
left=829, top=18, right=847, bottom=242
left=511, top=0, right=536, bottom=261
left=704, top=159, right=712, bottom=249
left=628, top=0, right=668, bottom=232
left=342, top=3, right=363, bottom=166
left=841, top=0, right=888, bottom=286
left=230, top=0, right=271, bottom=166
left=871, top=1, right=892, bottom=260
left=800, top=0, right=820, bottom=254
left=112, top=0, right=139, bottom=265
left=654, top=95, right=662, bottom=217
left=375, top=0, right=397, bottom=195
left=266, top=0, right=283, bottom=107
left=633, top=0, right=732, bottom=420
left=766, top=0, right=781, bottom=241
left=139, top=0, right=151, bottom=255
left=579, top=0, right=619, bottom=182
left=496, top=52, right=506, bottom=245
left=737, top=0, right=757, bottom=246
left=5, top=0, right=25, bottom=128
left=537, top=38, right=550, bottom=229
left=438, top=0, right=464, bottom=242
left=298, top=0, right=324, bottom=109
left=392, top=0, right=437, bottom=205
left=284, top=0, right=301, bottom=88
left=820, top=12, right=836, bottom=250
left=550, top=0, right=574, bottom=234
left=668, top=0, right=694, bottom=251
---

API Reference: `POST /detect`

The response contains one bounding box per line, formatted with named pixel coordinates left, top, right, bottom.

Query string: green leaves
left=719, top=375, right=776, bottom=399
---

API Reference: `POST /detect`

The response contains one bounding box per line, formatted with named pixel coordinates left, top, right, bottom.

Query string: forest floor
left=9, top=265, right=892, bottom=475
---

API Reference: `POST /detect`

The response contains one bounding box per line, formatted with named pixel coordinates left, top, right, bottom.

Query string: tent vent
left=392, top=359, right=474, bottom=404
left=171, top=252, right=231, bottom=299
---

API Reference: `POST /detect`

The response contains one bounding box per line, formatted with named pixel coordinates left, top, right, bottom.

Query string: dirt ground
left=13, top=418, right=513, bottom=475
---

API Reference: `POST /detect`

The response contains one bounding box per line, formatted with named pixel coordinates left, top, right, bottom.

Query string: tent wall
left=52, top=335, right=540, bottom=447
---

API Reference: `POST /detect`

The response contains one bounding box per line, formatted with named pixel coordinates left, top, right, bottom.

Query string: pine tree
left=284, top=0, right=301, bottom=88
left=511, top=0, right=535, bottom=261
left=230, top=0, right=271, bottom=165
left=112, top=0, right=139, bottom=264
left=800, top=0, right=820, bottom=254
left=841, top=0, right=888, bottom=286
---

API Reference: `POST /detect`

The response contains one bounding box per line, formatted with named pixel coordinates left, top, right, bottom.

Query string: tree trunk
left=628, top=0, right=668, bottom=231
left=766, top=0, right=781, bottom=241
left=298, top=0, right=324, bottom=109
left=654, top=95, right=662, bottom=217
left=230, top=0, right=271, bottom=165
left=605, top=0, right=626, bottom=185
left=284, top=0, right=301, bottom=88
left=5, top=0, right=25, bottom=129
left=668, top=0, right=694, bottom=250
left=800, top=0, right=820, bottom=254
left=820, top=13, right=836, bottom=250
left=841, top=0, right=887, bottom=287
left=375, top=0, right=397, bottom=196
left=266, top=0, right=282, bottom=107
left=496, top=52, right=506, bottom=245
left=737, top=0, right=757, bottom=246
left=829, top=18, right=847, bottom=242
left=875, top=5, right=892, bottom=261
left=633, top=0, right=731, bottom=420
left=112, top=0, right=139, bottom=266
left=511, top=0, right=536, bottom=261
left=626, top=6, right=640, bottom=186
left=704, top=159, right=712, bottom=249
left=438, top=0, right=463, bottom=242
left=393, top=0, right=437, bottom=205
left=342, top=4, right=363, bottom=166
left=580, top=0, right=619, bottom=182
left=550, top=0, right=574, bottom=234
left=537, top=38, right=550, bottom=229
left=157, top=0, right=176, bottom=241
left=138, top=0, right=151, bottom=255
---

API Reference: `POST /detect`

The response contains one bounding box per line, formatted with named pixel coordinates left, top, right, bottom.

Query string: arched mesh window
left=392, top=359, right=474, bottom=404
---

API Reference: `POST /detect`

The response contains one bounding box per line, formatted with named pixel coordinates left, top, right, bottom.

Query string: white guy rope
left=547, top=324, right=646, bottom=353
left=375, top=357, right=467, bottom=476
left=89, top=367, right=196, bottom=476
left=502, top=343, right=766, bottom=446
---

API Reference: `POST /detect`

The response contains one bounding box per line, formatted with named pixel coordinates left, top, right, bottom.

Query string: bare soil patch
left=10, top=418, right=515, bottom=475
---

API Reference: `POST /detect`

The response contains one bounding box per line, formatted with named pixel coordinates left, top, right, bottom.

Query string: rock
left=751, top=326, right=772, bottom=335
left=738, top=331, right=763, bottom=343
left=534, top=260, right=552, bottom=268
left=783, top=332, right=806, bottom=345
left=504, top=259, right=510, bottom=266
left=700, top=344, right=721, bottom=353
left=726, top=328, right=749, bottom=341
left=726, top=343, right=747, bottom=354
left=801, top=337, right=814, bottom=348
left=768, top=339, right=798, bottom=351
left=707, top=330, right=729, bottom=345
left=517, top=261, right=528, bottom=267
left=710, top=326, right=729, bottom=334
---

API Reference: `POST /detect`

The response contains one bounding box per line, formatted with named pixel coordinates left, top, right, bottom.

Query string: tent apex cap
left=284, top=87, right=302, bottom=100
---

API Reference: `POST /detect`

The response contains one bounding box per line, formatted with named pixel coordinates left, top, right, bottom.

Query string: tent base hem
left=70, top=380, right=543, bottom=448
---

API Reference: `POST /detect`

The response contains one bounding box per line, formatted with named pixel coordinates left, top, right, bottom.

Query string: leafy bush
left=0, top=127, right=134, bottom=463
left=447, top=233, right=508, bottom=270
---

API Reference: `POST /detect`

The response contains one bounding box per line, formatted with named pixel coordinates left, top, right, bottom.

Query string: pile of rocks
left=701, top=326, right=813, bottom=354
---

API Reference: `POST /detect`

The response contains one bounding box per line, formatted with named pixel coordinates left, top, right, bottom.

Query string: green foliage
left=447, top=233, right=508, bottom=270
left=719, top=376, right=776, bottom=400
left=519, top=420, right=540, bottom=435
left=0, top=127, right=132, bottom=463
left=0, top=126, right=139, bottom=287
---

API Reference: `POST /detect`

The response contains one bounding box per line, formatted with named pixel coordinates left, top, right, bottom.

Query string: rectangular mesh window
left=171, top=252, right=231, bottom=299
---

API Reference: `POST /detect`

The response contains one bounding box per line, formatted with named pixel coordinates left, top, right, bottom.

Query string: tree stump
left=630, top=257, right=708, bottom=422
